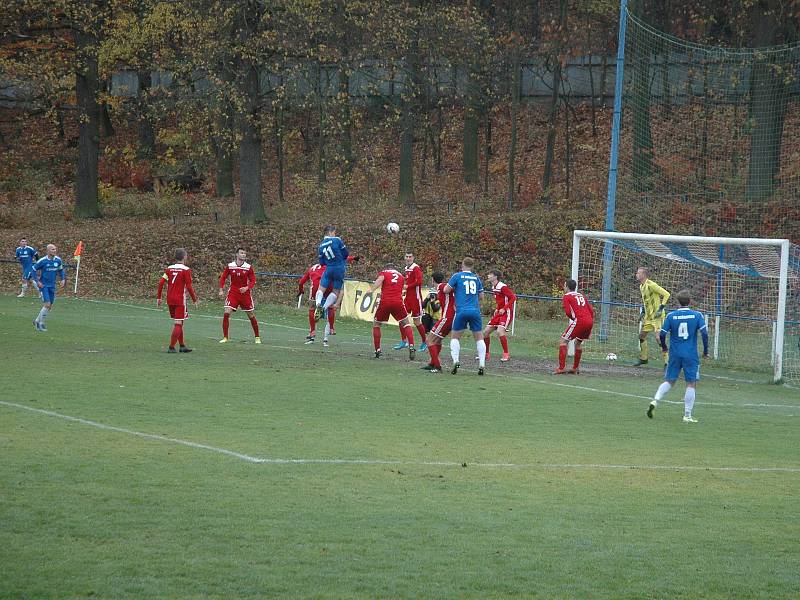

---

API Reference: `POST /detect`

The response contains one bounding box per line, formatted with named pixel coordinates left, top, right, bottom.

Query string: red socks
left=308, top=309, right=315, bottom=335
left=429, top=343, right=441, bottom=368
left=223, top=313, right=230, bottom=337
left=170, top=323, right=182, bottom=348
left=573, top=348, right=582, bottom=370
left=249, top=315, right=260, bottom=337
left=373, top=326, right=381, bottom=351
left=416, top=323, right=426, bottom=342
left=558, top=344, right=567, bottom=370
left=327, top=307, right=336, bottom=329
left=500, top=336, right=509, bottom=354
left=404, top=325, right=415, bottom=346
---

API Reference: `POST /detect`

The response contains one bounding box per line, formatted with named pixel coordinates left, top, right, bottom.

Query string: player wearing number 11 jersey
left=555, top=279, right=594, bottom=374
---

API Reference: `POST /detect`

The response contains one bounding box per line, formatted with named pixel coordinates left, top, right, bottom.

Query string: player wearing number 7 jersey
left=647, top=289, right=708, bottom=423
left=444, top=257, right=486, bottom=375
left=555, top=278, right=594, bottom=374
left=156, top=248, right=198, bottom=353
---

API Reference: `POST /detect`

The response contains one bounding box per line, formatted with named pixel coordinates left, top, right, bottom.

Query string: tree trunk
left=214, top=60, right=235, bottom=198
left=507, top=50, right=520, bottom=210
left=399, top=35, right=419, bottom=205
left=136, top=70, right=156, bottom=158
left=274, top=105, right=285, bottom=204
left=462, top=70, right=480, bottom=183
left=239, top=59, right=266, bottom=224
left=316, top=63, right=327, bottom=187
left=74, top=30, right=101, bottom=219
left=483, top=110, right=492, bottom=195
left=339, top=65, right=354, bottom=177
left=100, top=77, right=115, bottom=138
left=541, top=58, right=561, bottom=193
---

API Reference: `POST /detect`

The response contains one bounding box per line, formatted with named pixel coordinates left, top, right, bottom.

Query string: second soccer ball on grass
left=386, top=222, right=400, bottom=234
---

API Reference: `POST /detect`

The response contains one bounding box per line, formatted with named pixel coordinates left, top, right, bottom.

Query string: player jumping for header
left=31, top=244, right=65, bottom=331
left=647, top=289, right=708, bottom=423
left=218, top=248, right=260, bottom=344
left=314, top=225, right=349, bottom=323
left=157, top=248, right=198, bottom=353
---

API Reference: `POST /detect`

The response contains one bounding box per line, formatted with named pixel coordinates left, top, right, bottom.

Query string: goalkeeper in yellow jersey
left=634, top=267, right=670, bottom=366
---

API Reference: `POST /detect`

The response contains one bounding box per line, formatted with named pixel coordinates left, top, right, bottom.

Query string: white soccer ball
left=606, top=353, right=618, bottom=361
left=386, top=222, right=400, bottom=234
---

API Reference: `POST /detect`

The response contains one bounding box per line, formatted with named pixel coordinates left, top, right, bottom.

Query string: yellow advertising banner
left=338, top=280, right=434, bottom=325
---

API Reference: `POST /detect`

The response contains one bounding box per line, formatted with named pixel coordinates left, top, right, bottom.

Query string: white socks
left=315, top=289, right=324, bottom=307
left=322, top=292, right=337, bottom=310
left=323, top=323, right=330, bottom=341
left=684, top=387, right=696, bottom=417
left=450, top=338, right=461, bottom=364
left=476, top=339, right=486, bottom=367
left=36, top=306, right=49, bottom=324
left=653, top=382, right=672, bottom=406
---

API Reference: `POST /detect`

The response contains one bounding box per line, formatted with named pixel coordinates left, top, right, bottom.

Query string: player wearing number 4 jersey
left=218, top=248, right=260, bottom=344
left=647, top=290, right=708, bottom=423
left=368, top=265, right=416, bottom=360
left=156, top=248, right=198, bottom=353
left=445, top=257, right=486, bottom=375
left=555, top=279, right=594, bottom=374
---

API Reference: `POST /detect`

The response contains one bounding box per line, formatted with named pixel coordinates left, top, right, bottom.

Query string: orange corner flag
left=74, top=241, right=84, bottom=259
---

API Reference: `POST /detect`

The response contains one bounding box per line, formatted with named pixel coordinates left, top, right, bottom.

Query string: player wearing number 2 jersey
left=555, top=279, right=594, bottom=374
left=647, top=289, right=708, bottom=423
left=444, top=257, right=486, bottom=375
left=368, top=265, right=416, bottom=360
left=156, top=248, right=198, bottom=353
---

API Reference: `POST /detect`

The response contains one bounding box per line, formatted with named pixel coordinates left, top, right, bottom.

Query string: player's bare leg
left=568, top=339, right=583, bottom=374
left=245, top=310, right=261, bottom=343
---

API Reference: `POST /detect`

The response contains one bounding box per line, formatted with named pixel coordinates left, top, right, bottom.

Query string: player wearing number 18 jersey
left=156, top=248, right=198, bottom=353
left=555, top=279, right=594, bottom=374
left=368, top=265, right=416, bottom=360
left=647, top=290, right=708, bottom=423
left=444, top=257, right=486, bottom=375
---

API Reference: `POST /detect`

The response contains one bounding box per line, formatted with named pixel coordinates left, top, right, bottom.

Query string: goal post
left=572, top=230, right=796, bottom=383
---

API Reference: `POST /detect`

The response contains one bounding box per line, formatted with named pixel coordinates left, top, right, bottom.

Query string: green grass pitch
left=1, top=294, right=799, bottom=598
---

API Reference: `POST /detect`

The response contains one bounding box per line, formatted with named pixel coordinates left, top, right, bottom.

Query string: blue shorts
left=41, top=286, right=57, bottom=305
left=453, top=309, right=483, bottom=333
left=21, top=267, right=35, bottom=280
left=320, top=265, right=346, bottom=291
left=665, top=355, right=700, bottom=383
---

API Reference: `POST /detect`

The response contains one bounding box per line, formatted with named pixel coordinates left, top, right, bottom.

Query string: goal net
left=572, top=230, right=799, bottom=384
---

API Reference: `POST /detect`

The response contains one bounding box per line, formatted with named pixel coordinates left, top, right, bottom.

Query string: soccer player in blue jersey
left=14, top=237, right=39, bottom=297
left=647, top=289, right=708, bottom=423
left=314, top=225, right=349, bottom=322
left=31, top=244, right=66, bottom=332
left=444, top=257, right=486, bottom=375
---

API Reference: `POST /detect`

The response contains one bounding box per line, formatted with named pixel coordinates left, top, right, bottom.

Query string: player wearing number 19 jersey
left=368, top=265, right=416, bottom=360
left=555, top=279, right=594, bottom=374
left=647, top=289, right=708, bottom=423
left=444, top=257, right=486, bottom=375
left=156, top=248, right=198, bottom=353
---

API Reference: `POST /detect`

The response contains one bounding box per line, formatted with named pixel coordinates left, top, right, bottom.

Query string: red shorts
left=225, top=290, right=254, bottom=312
left=403, top=288, right=423, bottom=318
left=168, top=304, right=188, bottom=320
left=374, top=300, right=408, bottom=323
left=430, top=316, right=453, bottom=338
left=488, top=310, right=513, bottom=329
left=562, top=320, right=593, bottom=341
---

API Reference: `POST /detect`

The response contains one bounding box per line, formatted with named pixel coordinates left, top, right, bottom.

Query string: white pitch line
left=72, top=298, right=800, bottom=410
left=2, top=400, right=799, bottom=474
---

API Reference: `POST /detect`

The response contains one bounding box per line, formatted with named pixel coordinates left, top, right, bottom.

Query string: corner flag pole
left=72, top=241, right=84, bottom=294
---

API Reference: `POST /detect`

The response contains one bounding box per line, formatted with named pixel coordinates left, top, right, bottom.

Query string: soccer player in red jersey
left=156, top=248, right=198, bottom=353
left=298, top=262, right=327, bottom=343
left=482, top=270, right=516, bottom=363
left=420, top=272, right=455, bottom=373
left=368, top=264, right=416, bottom=361
left=556, top=278, right=594, bottom=374
left=218, top=248, right=260, bottom=344
left=393, top=251, right=428, bottom=352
